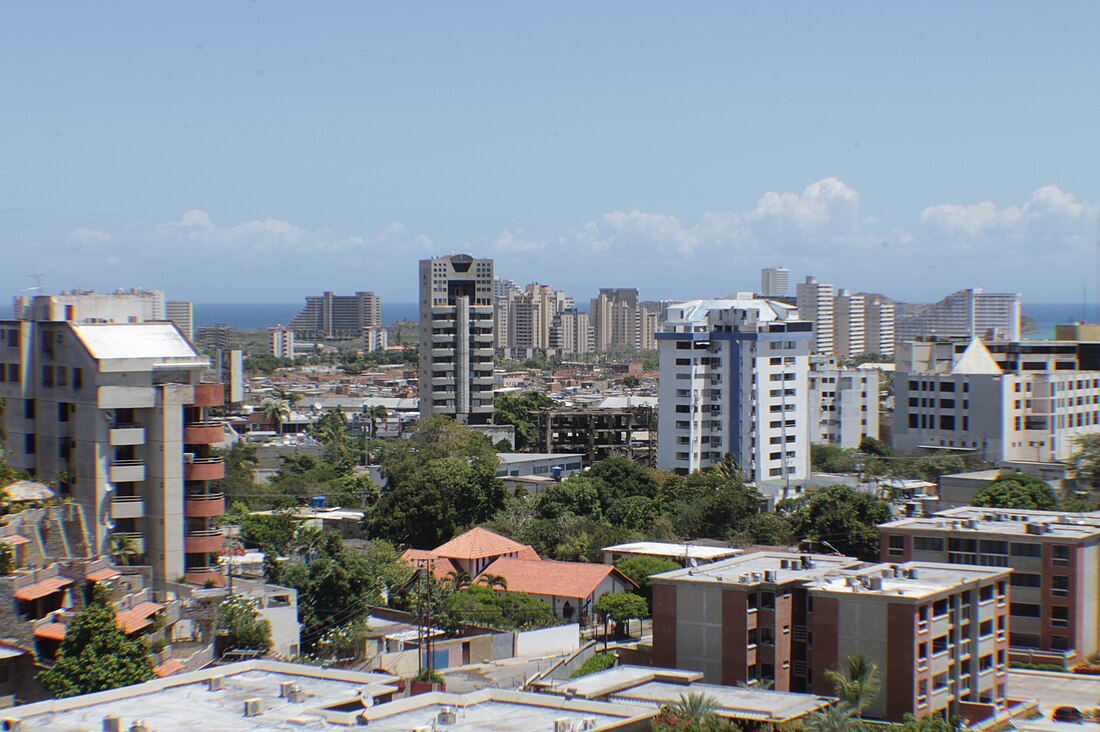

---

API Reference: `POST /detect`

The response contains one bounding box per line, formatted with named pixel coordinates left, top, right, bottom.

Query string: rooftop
left=881, top=507, right=1100, bottom=540
left=479, top=558, right=637, bottom=599
left=433, top=527, right=532, bottom=561
left=497, top=452, right=586, bottom=465
left=3, top=660, right=399, bottom=731
left=70, top=322, right=203, bottom=362
left=652, top=551, right=861, bottom=587
left=665, top=297, right=797, bottom=324
left=804, top=562, right=1008, bottom=599
left=602, top=542, right=744, bottom=562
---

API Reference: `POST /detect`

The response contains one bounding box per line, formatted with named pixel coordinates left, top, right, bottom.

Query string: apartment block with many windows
left=808, top=356, right=879, bottom=449
left=880, top=506, right=1100, bottom=666
left=418, top=254, right=495, bottom=425
left=0, top=296, right=226, bottom=588
left=652, top=552, right=1010, bottom=722
left=656, top=297, right=812, bottom=482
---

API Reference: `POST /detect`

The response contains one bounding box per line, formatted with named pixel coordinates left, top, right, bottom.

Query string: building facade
left=833, top=290, right=866, bottom=360
left=656, top=297, right=812, bottom=482
left=0, top=295, right=226, bottom=588
left=761, top=267, right=790, bottom=298
left=269, top=326, right=295, bottom=359
left=880, top=506, right=1100, bottom=666
left=863, top=294, right=897, bottom=357
left=795, top=277, right=835, bottom=355
left=652, top=552, right=1010, bottom=721
left=590, top=288, right=656, bottom=352
left=362, top=325, right=388, bottom=353
left=893, top=338, right=1100, bottom=462
left=895, top=289, right=1021, bottom=346
left=165, top=300, right=194, bottom=342
left=418, top=254, right=495, bottom=425
left=808, top=356, right=879, bottom=449
left=550, top=309, right=591, bottom=355
left=288, top=291, right=382, bottom=341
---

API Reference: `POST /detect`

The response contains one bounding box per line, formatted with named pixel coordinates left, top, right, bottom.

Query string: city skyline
left=3, top=3, right=1099, bottom=303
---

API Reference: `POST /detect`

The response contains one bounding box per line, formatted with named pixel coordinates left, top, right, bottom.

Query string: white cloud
left=491, top=229, right=545, bottom=253
left=67, top=227, right=111, bottom=244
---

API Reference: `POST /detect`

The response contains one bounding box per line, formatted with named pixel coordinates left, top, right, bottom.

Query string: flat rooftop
left=547, top=665, right=702, bottom=699
left=882, top=507, right=1100, bottom=540
left=652, top=551, right=861, bottom=586
left=497, top=452, right=585, bottom=464
left=603, top=542, right=743, bottom=561
left=357, top=690, right=652, bottom=731
left=71, top=322, right=202, bottom=362
left=805, top=562, right=1007, bottom=599
left=4, top=661, right=398, bottom=731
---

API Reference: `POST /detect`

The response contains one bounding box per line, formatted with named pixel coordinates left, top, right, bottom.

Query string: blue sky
left=2, top=2, right=1099, bottom=305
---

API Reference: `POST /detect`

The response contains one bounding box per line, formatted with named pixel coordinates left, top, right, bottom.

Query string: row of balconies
left=109, top=493, right=226, bottom=520
left=111, top=527, right=225, bottom=555
left=108, top=455, right=225, bottom=483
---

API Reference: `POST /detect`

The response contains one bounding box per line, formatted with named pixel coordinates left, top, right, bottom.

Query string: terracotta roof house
left=478, top=557, right=638, bottom=623
left=400, top=549, right=456, bottom=580
left=403, top=527, right=541, bottom=577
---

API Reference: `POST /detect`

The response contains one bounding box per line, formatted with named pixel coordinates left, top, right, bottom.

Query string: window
left=1010, top=573, right=1041, bottom=588
left=58, top=402, right=69, bottom=422
left=23, top=434, right=35, bottom=455
left=24, top=399, right=35, bottom=419
left=887, top=535, right=905, bottom=556
left=1010, top=542, right=1042, bottom=557
left=932, top=635, right=948, bottom=654
left=1052, top=575, right=1070, bottom=597
left=41, top=365, right=54, bottom=387
left=1052, top=545, right=1070, bottom=566
left=1051, top=636, right=1070, bottom=651
left=1051, top=606, right=1070, bottom=627
left=979, top=620, right=993, bottom=637
left=73, top=367, right=83, bottom=390
left=1010, top=603, right=1041, bottom=618
left=1010, top=633, right=1040, bottom=649
left=979, top=585, right=994, bottom=602
left=914, top=536, right=944, bottom=552
left=761, top=592, right=775, bottom=609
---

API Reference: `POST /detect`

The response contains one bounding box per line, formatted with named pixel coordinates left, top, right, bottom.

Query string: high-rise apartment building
left=880, top=506, right=1100, bottom=667
left=14, top=289, right=165, bottom=323
left=549, top=309, right=591, bottom=356
left=895, top=289, right=1021, bottom=346
left=893, top=338, right=1100, bottom=462
left=269, top=326, right=295, bottom=359
left=652, top=552, right=1010, bottom=721
left=418, top=254, right=495, bottom=425
left=288, top=291, right=382, bottom=341
left=833, top=290, right=866, bottom=359
left=0, top=295, right=226, bottom=588
left=590, top=288, right=656, bottom=352
left=808, top=356, right=879, bottom=449
left=760, top=267, right=790, bottom=298
left=656, top=297, right=812, bottom=482
left=165, top=300, right=194, bottom=341
left=363, top=325, right=388, bottom=353
left=864, top=294, right=897, bottom=357
left=795, top=277, right=835, bottom=355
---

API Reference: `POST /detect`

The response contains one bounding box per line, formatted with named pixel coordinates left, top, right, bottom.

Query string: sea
left=195, top=300, right=1088, bottom=336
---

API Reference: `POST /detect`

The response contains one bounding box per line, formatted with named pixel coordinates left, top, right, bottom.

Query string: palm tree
left=261, top=399, right=291, bottom=434
left=825, top=653, right=881, bottom=721
left=367, top=405, right=389, bottom=439
left=804, top=703, right=858, bottom=732
left=445, top=569, right=473, bottom=591
left=478, top=573, right=508, bottom=591
left=669, top=692, right=720, bottom=725
left=110, top=533, right=139, bottom=566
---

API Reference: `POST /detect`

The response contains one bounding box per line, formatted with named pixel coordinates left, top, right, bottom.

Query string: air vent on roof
left=103, top=717, right=121, bottom=732
left=438, top=706, right=457, bottom=724
left=764, top=570, right=776, bottom=583
left=243, top=699, right=262, bottom=718
left=1025, top=522, right=1048, bottom=535
left=208, top=676, right=224, bottom=691
left=279, top=681, right=296, bottom=697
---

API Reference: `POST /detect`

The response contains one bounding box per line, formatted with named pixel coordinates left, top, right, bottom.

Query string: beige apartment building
left=880, top=506, right=1100, bottom=666
left=0, top=295, right=226, bottom=588
left=418, top=254, right=495, bottom=425
left=652, top=552, right=1010, bottom=722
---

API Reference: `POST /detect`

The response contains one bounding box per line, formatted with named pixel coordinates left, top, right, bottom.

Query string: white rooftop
left=603, top=542, right=744, bottom=561
left=653, top=551, right=861, bottom=586
left=71, top=322, right=202, bottom=362
left=667, top=298, right=796, bottom=324
left=804, top=562, right=1008, bottom=599
left=497, top=452, right=585, bottom=464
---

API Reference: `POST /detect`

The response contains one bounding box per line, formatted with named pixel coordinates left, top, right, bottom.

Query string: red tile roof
left=14, top=577, right=73, bottom=601
left=154, top=659, right=186, bottom=677
left=33, top=623, right=66, bottom=641
left=401, top=549, right=456, bottom=580
left=117, top=601, right=164, bottom=634
left=516, top=545, right=541, bottom=561
left=86, top=568, right=122, bottom=583
left=433, top=527, right=529, bottom=561
left=478, top=558, right=637, bottom=600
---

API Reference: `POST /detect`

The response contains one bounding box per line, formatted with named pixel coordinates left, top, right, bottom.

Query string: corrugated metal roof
left=70, top=323, right=201, bottom=361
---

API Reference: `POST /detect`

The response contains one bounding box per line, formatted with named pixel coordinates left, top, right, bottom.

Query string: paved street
left=439, top=652, right=573, bottom=693
left=1008, top=670, right=1100, bottom=714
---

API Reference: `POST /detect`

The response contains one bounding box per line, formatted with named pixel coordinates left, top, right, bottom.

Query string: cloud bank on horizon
left=9, top=178, right=1097, bottom=305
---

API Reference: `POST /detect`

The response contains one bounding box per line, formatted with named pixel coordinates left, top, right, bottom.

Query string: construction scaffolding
left=535, top=405, right=656, bottom=466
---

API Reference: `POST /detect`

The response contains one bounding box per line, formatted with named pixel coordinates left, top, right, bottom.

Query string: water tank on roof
left=551, top=466, right=563, bottom=479
left=310, top=495, right=327, bottom=510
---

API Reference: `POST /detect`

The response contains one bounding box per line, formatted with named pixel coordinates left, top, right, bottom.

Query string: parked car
left=1053, top=707, right=1084, bottom=723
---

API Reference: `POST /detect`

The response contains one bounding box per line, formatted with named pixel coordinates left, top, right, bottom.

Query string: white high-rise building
left=808, top=356, right=879, bottom=449
left=895, top=289, right=1021, bottom=346
left=165, top=300, right=194, bottom=341
left=0, top=295, right=227, bottom=588
left=550, top=309, right=591, bottom=355
left=796, top=277, right=835, bottom=355
left=760, top=267, right=790, bottom=298
left=269, top=325, right=295, bottom=358
left=863, top=294, right=896, bottom=357
left=833, top=289, right=866, bottom=359
left=418, top=254, right=495, bottom=425
left=656, top=296, right=812, bottom=482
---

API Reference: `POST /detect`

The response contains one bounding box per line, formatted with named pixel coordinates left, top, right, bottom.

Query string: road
left=1008, top=670, right=1100, bottom=714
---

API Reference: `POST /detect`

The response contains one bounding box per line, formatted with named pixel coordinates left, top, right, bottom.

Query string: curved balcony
left=183, top=456, right=225, bottom=482
left=183, top=567, right=224, bottom=587
left=110, top=459, right=145, bottom=483
left=183, top=421, right=225, bottom=445
left=184, top=493, right=225, bottom=518
left=184, top=529, right=224, bottom=554
left=189, top=383, right=224, bottom=408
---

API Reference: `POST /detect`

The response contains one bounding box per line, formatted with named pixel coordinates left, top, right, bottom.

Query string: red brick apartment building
left=652, top=552, right=1010, bottom=722
left=880, top=506, right=1100, bottom=667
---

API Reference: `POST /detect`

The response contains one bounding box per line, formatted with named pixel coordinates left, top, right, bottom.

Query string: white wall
left=514, top=623, right=580, bottom=658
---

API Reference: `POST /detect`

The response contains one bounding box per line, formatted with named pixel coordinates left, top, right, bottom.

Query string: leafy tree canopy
left=39, top=584, right=154, bottom=697
left=779, top=484, right=890, bottom=560
left=972, top=473, right=1059, bottom=510
left=216, top=594, right=273, bottom=656
left=587, top=457, right=660, bottom=510
left=614, top=556, right=679, bottom=609
left=493, top=392, right=555, bottom=450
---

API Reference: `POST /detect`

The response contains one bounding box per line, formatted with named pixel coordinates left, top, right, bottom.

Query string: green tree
left=444, top=583, right=555, bottom=630
left=614, top=556, right=679, bottom=610
left=593, top=592, right=648, bottom=638
left=780, top=484, right=891, bottom=561
left=39, top=584, right=154, bottom=697
left=587, top=457, right=659, bottom=511
left=811, top=444, right=858, bottom=473
left=653, top=692, right=738, bottom=732
left=238, top=510, right=298, bottom=554
left=261, top=399, right=291, bottom=433
left=622, top=375, right=641, bottom=388
left=804, top=703, right=858, bottom=732
left=214, top=442, right=259, bottom=507
left=493, top=392, right=555, bottom=450
left=308, top=409, right=353, bottom=466
left=366, top=404, right=389, bottom=440
left=537, top=476, right=603, bottom=520
left=899, top=712, right=959, bottom=732
left=859, top=436, right=892, bottom=456
left=972, top=473, right=1059, bottom=510
left=215, top=594, right=273, bottom=656
left=109, top=534, right=140, bottom=566
left=825, top=653, right=881, bottom=720
left=1071, top=434, right=1100, bottom=488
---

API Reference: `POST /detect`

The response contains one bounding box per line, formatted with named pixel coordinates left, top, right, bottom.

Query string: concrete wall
left=514, top=623, right=579, bottom=658
left=672, top=584, right=723, bottom=682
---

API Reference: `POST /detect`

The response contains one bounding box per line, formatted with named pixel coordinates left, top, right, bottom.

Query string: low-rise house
left=403, top=527, right=540, bottom=577
left=478, top=557, right=637, bottom=623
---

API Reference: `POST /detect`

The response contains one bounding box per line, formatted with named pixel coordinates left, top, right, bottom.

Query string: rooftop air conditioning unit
left=0, top=721, right=21, bottom=732
left=764, top=570, right=776, bottom=583
left=868, top=577, right=883, bottom=591
left=243, top=698, right=262, bottom=717
left=208, top=676, right=224, bottom=691
left=103, top=717, right=121, bottom=732
left=438, top=706, right=457, bottom=724
left=554, top=719, right=576, bottom=732
left=287, top=687, right=305, bottom=704
left=581, top=718, right=600, bottom=730
left=279, top=681, right=295, bottom=697
left=129, top=723, right=149, bottom=732
left=908, top=568, right=919, bottom=579
left=183, top=453, right=195, bottom=464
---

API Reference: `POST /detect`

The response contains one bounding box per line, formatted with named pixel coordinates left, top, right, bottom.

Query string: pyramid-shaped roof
left=433, top=527, right=529, bottom=561
left=951, top=337, right=1003, bottom=375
